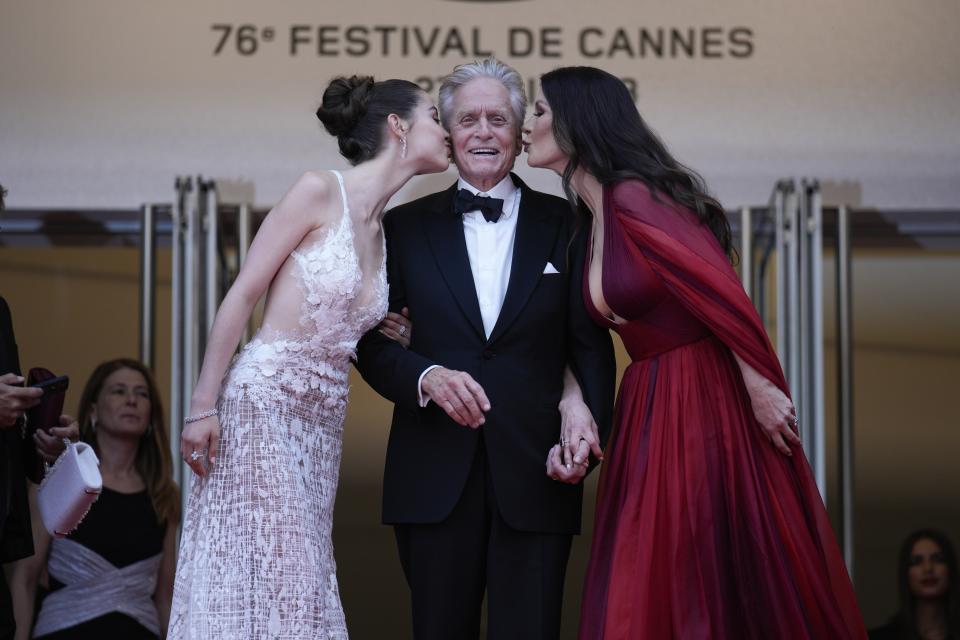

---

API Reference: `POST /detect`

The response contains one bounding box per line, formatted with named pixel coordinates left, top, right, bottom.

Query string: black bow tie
left=454, top=188, right=504, bottom=223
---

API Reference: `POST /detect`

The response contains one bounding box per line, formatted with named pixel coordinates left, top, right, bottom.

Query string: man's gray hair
left=439, top=57, right=527, bottom=134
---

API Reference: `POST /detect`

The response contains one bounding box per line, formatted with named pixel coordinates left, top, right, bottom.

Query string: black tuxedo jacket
left=356, top=175, right=615, bottom=535
left=0, top=296, right=36, bottom=563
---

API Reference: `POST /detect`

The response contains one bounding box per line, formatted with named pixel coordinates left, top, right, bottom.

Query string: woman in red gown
left=523, top=66, right=867, bottom=639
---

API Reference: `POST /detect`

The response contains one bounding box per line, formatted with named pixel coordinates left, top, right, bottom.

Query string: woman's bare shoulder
left=290, top=170, right=338, bottom=204
left=277, top=170, right=344, bottom=228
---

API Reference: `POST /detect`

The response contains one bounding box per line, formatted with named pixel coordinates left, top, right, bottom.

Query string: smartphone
left=25, top=374, right=69, bottom=432
left=31, top=375, right=69, bottom=396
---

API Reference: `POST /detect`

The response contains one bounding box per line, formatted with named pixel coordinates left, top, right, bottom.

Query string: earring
left=400, top=136, right=408, bottom=159
left=90, top=416, right=97, bottom=431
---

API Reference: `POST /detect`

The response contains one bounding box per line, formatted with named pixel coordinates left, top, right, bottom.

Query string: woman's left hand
left=378, top=307, right=412, bottom=349
left=734, top=353, right=802, bottom=457
left=749, top=378, right=802, bottom=456
left=558, top=398, right=603, bottom=469
left=34, top=414, right=80, bottom=464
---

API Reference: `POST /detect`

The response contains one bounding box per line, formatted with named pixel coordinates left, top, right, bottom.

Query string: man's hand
left=558, top=397, right=603, bottom=469
left=546, top=444, right=587, bottom=484
left=0, top=373, right=42, bottom=428
left=421, top=367, right=490, bottom=428
left=34, top=414, right=80, bottom=464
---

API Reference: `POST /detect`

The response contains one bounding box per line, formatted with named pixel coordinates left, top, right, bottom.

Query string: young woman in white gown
left=168, top=76, right=450, bottom=639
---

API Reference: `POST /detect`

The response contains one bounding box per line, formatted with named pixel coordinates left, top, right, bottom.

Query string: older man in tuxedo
left=356, top=59, right=615, bottom=639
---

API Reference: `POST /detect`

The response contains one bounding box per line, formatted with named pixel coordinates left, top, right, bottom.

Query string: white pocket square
left=543, top=262, right=560, bottom=275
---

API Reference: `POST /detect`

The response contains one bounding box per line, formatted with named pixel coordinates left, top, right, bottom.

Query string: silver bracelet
left=184, top=409, right=218, bottom=424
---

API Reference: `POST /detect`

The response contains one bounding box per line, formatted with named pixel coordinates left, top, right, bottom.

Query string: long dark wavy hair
left=887, top=529, right=959, bottom=639
left=78, top=358, right=180, bottom=525
left=540, top=66, right=734, bottom=260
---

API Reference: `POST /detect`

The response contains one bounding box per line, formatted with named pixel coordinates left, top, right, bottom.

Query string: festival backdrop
left=1, top=0, right=958, bottom=209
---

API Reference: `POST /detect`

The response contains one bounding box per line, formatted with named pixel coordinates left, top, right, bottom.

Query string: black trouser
left=394, top=440, right=573, bottom=640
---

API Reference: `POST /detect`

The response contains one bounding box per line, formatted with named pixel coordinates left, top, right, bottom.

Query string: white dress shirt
left=417, top=175, right=522, bottom=406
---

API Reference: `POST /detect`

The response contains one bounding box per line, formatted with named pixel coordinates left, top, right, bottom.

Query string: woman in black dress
left=10, top=358, right=179, bottom=639
left=870, top=529, right=959, bottom=640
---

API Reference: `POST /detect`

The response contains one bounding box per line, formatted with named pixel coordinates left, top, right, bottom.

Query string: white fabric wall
left=1, top=0, right=958, bottom=209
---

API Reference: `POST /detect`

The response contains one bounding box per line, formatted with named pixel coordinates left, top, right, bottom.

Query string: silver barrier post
left=808, top=182, right=826, bottom=497
left=238, top=202, right=253, bottom=344
left=169, top=177, right=190, bottom=486
left=740, top=206, right=753, bottom=299
left=837, top=205, right=855, bottom=578
left=774, top=183, right=788, bottom=361
left=139, top=204, right=156, bottom=369
left=180, top=175, right=202, bottom=500
left=238, top=203, right=251, bottom=266
left=798, top=181, right=812, bottom=459
left=785, top=183, right=801, bottom=407
left=205, top=181, right=219, bottom=336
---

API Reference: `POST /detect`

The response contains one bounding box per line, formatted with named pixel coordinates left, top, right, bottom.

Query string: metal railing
left=735, top=179, right=853, bottom=578
left=135, top=177, right=255, bottom=496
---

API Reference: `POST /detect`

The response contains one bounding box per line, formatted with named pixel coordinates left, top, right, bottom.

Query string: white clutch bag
left=37, top=441, right=103, bottom=538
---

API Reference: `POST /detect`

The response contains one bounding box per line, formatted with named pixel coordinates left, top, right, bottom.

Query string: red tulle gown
left=578, top=181, right=866, bottom=639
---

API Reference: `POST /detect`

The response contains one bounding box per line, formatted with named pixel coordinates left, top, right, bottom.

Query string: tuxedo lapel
left=488, top=180, right=562, bottom=345
left=423, top=184, right=486, bottom=340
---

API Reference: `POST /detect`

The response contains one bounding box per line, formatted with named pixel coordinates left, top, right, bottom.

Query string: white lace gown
left=169, top=171, right=387, bottom=639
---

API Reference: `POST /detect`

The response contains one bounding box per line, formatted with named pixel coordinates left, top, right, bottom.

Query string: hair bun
left=317, top=75, right=375, bottom=138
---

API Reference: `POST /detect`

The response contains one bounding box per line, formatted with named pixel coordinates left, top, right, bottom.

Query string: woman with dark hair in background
left=9, top=358, right=179, bottom=639
left=167, top=75, right=449, bottom=639
left=871, top=529, right=959, bottom=640
left=522, top=66, right=867, bottom=639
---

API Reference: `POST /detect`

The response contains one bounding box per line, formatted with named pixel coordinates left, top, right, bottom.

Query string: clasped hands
left=547, top=397, right=603, bottom=484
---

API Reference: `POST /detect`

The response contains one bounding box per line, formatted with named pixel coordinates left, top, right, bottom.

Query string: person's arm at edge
left=8, top=484, right=51, bottom=640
